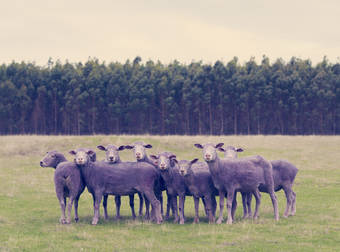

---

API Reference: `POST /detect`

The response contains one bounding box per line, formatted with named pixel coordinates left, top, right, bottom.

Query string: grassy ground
left=0, top=135, right=339, bottom=251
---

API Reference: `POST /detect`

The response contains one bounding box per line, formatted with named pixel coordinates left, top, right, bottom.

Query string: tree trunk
left=209, top=101, right=213, bottom=135
left=234, top=108, right=237, bottom=135
left=53, top=93, right=57, bottom=134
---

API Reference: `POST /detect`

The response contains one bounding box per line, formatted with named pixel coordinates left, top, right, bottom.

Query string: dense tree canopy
left=0, top=56, right=339, bottom=135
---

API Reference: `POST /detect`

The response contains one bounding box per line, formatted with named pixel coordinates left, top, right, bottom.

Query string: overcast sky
left=1, top=0, right=340, bottom=66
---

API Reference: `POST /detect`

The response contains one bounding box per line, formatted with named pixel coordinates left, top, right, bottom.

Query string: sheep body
left=150, top=152, right=191, bottom=224
left=219, top=146, right=298, bottom=217
left=125, top=141, right=170, bottom=220
left=178, top=159, right=217, bottom=223
left=195, top=143, right=279, bottom=224
left=97, top=144, right=143, bottom=220
left=261, top=160, right=298, bottom=217
left=40, top=151, right=85, bottom=224
left=70, top=148, right=162, bottom=225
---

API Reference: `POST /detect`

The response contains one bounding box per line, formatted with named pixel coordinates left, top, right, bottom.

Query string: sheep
left=218, top=146, right=298, bottom=217
left=97, top=144, right=144, bottom=220
left=69, top=148, right=162, bottom=225
left=150, top=152, right=191, bottom=224
left=125, top=141, right=171, bottom=219
left=177, top=158, right=217, bottom=223
left=40, top=151, right=84, bottom=224
left=194, top=143, right=279, bottom=224
left=217, top=146, right=252, bottom=219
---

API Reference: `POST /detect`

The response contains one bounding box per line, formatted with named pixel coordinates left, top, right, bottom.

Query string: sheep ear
left=150, top=155, right=158, bottom=160
left=144, top=144, right=152, bottom=149
left=124, top=145, right=134, bottom=149
left=218, top=147, right=225, bottom=152
left=97, top=145, right=106, bottom=151
left=169, top=154, right=177, bottom=160
left=69, top=150, right=76, bottom=155
left=215, top=143, right=224, bottom=148
left=86, top=150, right=95, bottom=156
left=190, top=158, right=199, bottom=164
left=172, top=159, right=178, bottom=164
left=194, top=144, right=203, bottom=149
left=236, top=148, right=244, bottom=152
left=118, top=145, right=125, bottom=151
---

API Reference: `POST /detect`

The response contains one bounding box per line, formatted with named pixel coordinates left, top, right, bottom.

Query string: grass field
left=0, top=135, right=339, bottom=251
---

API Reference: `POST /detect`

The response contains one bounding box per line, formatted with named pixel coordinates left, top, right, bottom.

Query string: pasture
left=0, top=135, right=339, bottom=251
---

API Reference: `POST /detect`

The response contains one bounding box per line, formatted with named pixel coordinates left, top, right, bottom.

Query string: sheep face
left=178, top=159, right=198, bottom=176
left=125, top=142, right=152, bottom=161
left=178, top=160, right=190, bottom=175
left=158, top=154, right=171, bottom=171
left=40, top=151, right=59, bottom=168
left=219, top=146, right=243, bottom=159
left=69, top=149, right=93, bottom=166
left=194, top=143, right=224, bottom=162
left=151, top=153, right=176, bottom=171
left=97, top=144, right=124, bottom=163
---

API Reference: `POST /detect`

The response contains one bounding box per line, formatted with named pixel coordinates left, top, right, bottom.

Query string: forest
left=0, top=56, right=339, bottom=135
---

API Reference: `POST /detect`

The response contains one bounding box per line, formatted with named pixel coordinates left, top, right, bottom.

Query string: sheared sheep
left=178, top=158, right=217, bottom=223
left=150, top=152, right=191, bottom=224
left=218, top=146, right=298, bottom=217
left=125, top=141, right=170, bottom=219
left=97, top=144, right=144, bottom=220
left=195, top=143, right=279, bottom=224
left=40, top=151, right=85, bottom=224
left=70, top=148, right=162, bottom=225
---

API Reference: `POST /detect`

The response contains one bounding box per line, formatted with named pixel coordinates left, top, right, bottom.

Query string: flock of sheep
left=40, top=141, right=298, bottom=225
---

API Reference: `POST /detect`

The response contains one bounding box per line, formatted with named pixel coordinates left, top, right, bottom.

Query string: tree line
left=0, top=56, right=339, bottom=135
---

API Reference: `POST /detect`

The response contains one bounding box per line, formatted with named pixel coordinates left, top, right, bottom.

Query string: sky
left=1, top=0, right=340, bottom=66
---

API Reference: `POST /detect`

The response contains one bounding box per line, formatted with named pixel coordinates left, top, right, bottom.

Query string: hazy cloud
left=1, top=0, right=339, bottom=65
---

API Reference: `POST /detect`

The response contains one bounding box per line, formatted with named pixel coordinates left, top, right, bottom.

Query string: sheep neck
left=206, top=155, right=221, bottom=175
left=160, top=167, right=174, bottom=187
left=206, top=155, right=224, bottom=190
left=53, top=154, right=67, bottom=168
left=77, top=160, right=93, bottom=188
left=183, top=167, right=195, bottom=187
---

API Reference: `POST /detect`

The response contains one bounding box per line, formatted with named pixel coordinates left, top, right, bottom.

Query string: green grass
left=0, top=135, right=339, bottom=251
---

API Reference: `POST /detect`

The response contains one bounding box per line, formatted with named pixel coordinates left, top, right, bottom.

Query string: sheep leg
left=66, top=196, right=75, bottom=224
left=160, top=193, right=164, bottom=217
left=226, top=189, right=236, bottom=224
left=211, top=194, right=217, bottom=218
left=138, top=192, right=144, bottom=217
left=216, top=191, right=225, bottom=224
left=283, top=185, right=293, bottom=218
left=92, top=192, right=102, bottom=225
left=103, top=195, right=108, bottom=220
left=74, top=195, right=80, bottom=222
left=144, top=196, right=150, bottom=221
left=291, top=191, right=296, bottom=216
left=193, top=196, right=200, bottom=224
left=172, top=196, right=179, bottom=223
left=178, top=195, right=186, bottom=224
left=269, top=190, right=279, bottom=221
left=241, top=192, right=248, bottom=219
left=129, top=194, right=136, bottom=220
left=231, top=191, right=238, bottom=221
left=57, top=195, right=66, bottom=224
left=201, top=197, right=208, bottom=216
left=114, top=195, right=121, bottom=220
left=164, top=193, right=171, bottom=220
left=252, top=189, right=261, bottom=220
left=204, top=195, right=215, bottom=224
left=247, top=192, right=253, bottom=218
left=143, top=190, right=162, bottom=224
